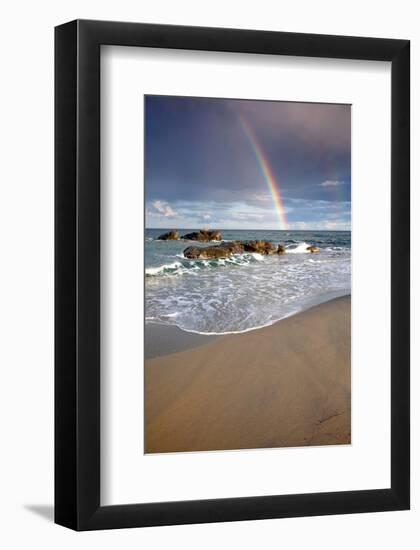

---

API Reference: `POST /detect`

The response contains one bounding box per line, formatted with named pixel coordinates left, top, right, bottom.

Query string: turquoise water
left=145, top=229, right=351, bottom=334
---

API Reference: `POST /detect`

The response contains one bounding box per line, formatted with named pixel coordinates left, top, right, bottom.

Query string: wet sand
left=145, top=296, right=351, bottom=453
left=145, top=323, right=219, bottom=359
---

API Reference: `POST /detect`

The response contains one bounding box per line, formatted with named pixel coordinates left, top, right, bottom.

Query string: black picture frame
left=55, top=19, right=410, bottom=531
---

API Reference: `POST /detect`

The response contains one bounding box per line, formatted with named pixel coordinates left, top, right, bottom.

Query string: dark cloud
left=145, top=95, right=351, bottom=229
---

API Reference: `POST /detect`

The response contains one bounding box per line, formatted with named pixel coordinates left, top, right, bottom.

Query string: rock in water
left=157, top=230, right=180, bottom=241
left=183, top=241, right=244, bottom=259
left=181, top=229, right=222, bottom=242
left=243, top=240, right=277, bottom=255
left=182, top=240, right=291, bottom=259
left=184, top=246, right=229, bottom=259
left=306, top=245, right=320, bottom=253
left=206, top=230, right=222, bottom=241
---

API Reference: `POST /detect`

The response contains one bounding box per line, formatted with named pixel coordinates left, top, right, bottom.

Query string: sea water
left=145, top=229, right=351, bottom=334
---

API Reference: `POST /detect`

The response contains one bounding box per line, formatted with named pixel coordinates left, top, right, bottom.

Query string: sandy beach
left=145, top=323, right=219, bottom=359
left=145, top=295, right=351, bottom=453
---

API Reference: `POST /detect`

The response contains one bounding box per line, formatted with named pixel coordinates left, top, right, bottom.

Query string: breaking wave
left=145, top=253, right=264, bottom=278
left=285, top=242, right=312, bottom=254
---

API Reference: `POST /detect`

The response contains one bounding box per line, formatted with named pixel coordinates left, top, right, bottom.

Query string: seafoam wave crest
left=145, top=253, right=265, bottom=278
left=285, top=241, right=312, bottom=254
left=145, top=241, right=334, bottom=278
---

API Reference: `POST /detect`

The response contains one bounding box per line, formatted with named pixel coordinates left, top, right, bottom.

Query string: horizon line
left=145, top=227, right=351, bottom=232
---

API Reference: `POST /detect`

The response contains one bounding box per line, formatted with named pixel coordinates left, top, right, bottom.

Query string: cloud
left=319, top=180, right=344, bottom=188
left=289, top=220, right=350, bottom=231
left=286, top=197, right=350, bottom=212
left=145, top=96, right=351, bottom=208
left=292, top=221, right=308, bottom=230
left=145, top=196, right=350, bottom=230
left=150, top=200, right=177, bottom=217
left=233, top=100, right=351, bottom=153
left=253, top=193, right=271, bottom=203
left=231, top=211, right=265, bottom=221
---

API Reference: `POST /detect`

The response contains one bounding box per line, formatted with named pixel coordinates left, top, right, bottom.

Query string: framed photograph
left=55, top=20, right=410, bottom=530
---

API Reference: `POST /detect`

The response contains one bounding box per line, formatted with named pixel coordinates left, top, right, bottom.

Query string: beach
left=145, top=295, right=351, bottom=453
left=145, top=324, right=219, bottom=359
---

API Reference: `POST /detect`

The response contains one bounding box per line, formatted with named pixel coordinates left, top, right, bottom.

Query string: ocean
left=145, top=229, right=351, bottom=335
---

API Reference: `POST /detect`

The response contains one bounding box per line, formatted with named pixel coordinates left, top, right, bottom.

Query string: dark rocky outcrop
left=183, top=241, right=244, bottom=260
left=179, top=233, right=321, bottom=259
left=157, top=230, right=180, bottom=241
left=243, top=240, right=278, bottom=255
left=181, top=229, right=222, bottom=242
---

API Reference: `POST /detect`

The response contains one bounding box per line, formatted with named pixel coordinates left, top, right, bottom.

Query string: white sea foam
left=146, top=253, right=265, bottom=278
left=145, top=232, right=351, bottom=334
left=249, top=252, right=264, bottom=261
left=145, top=262, right=183, bottom=276
left=176, top=308, right=301, bottom=336
left=285, top=242, right=312, bottom=254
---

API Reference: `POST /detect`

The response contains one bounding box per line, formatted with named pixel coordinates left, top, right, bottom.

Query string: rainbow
left=239, top=116, right=288, bottom=230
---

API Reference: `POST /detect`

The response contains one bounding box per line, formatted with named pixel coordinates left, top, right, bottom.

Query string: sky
left=145, top=95, right=351, bottom=230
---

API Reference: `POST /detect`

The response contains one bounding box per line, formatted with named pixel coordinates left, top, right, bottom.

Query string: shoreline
left=145, top=295, right=351, bottom=453
left=145, top=292, right=350, bottom=359
left=145, top=323, right=220, bottom=360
